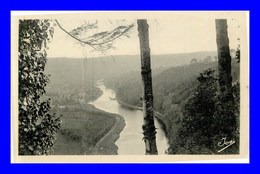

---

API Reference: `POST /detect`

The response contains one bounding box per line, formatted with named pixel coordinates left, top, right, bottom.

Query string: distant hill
left=44, top=51, right=217, bottom=97
left=46, top=51, right=217, bottom=80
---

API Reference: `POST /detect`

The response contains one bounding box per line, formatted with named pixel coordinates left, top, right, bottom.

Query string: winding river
left=89, top=83, right=169, bottom=155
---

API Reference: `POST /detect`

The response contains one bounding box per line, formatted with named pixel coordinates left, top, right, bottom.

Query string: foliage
left=19, top=19, right=61, bottom=155
left=171, top=68, right=218, bottom=154
left=231, top=81, right=240, bottom=153
left=190, top=58, right=199, bottom=65
left=169, top=67, right=239, bottom=154
left=236, top=44, right=240, bottom=63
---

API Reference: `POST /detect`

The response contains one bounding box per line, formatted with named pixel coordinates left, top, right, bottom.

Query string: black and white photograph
left=11, top=11, right=249, bottom=162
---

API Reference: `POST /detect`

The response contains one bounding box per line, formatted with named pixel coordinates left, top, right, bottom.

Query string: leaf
left=28, top=146, right=34, bottom=151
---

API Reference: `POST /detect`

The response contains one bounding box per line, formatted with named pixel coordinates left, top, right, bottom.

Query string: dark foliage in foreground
left=19, top=20, right=61, bottom=155
left=169, top=67, right=239, bottom=154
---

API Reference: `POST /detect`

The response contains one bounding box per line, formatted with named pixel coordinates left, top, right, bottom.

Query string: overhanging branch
left=55, top=19, right=134, bottom=52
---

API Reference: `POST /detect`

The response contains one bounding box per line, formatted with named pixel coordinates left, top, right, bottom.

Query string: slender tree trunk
left=215, top=19, right=236, bottom=139
left=216, top=19, right=233, bottom=96
left=137, top=19, right=158, bottom=155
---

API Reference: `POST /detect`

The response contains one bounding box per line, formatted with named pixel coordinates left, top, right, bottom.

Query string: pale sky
left=35, top=12, right=246, bottom=58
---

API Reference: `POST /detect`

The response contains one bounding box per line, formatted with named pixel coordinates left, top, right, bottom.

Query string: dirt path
left=93, top=117, right=120, bottom=154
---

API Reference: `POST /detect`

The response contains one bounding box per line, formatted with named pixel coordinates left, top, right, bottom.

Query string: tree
left=214, top=56, right=218, bottom=62
left=137, top=19, right=158, bottom=155
left=190, top=58, right=199, bottom=65
left=173, top=69, right=218, bottom=154
left=235, top=42, right=240, bottom=63
left=203, top=56, right=212, bottom=63
left=19, top=20, right=61, bottom=155
left=215, top=19, right=236, bottom=140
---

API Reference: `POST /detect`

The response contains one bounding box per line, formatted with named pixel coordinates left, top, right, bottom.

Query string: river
left=89, top=83, right=169, bottom=155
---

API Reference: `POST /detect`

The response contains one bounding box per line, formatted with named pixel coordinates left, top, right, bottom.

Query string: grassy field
left=52, top=104, right=124, bottom=155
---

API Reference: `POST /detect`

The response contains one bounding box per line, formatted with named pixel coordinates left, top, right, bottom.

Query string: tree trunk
left=137, top=19, right=158, bottom=155
left=215, top=19, right=236, bottom=139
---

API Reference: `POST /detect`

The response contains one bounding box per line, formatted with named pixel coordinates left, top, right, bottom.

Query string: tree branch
left=90, top=25, right=134, bottom=45
left=55, top=19, right=134, bottom=52
left=55, top=19, right=94, bottom=48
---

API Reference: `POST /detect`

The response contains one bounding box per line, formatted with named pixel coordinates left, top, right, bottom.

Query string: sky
left=17, top=12, right=246, bottom=59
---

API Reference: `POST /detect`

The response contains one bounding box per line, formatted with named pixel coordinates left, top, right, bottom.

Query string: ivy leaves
left=19, top=19, right=61, bottom=155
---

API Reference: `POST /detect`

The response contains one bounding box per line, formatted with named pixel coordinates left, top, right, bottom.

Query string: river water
left=90, top=83, right=169, bottom=155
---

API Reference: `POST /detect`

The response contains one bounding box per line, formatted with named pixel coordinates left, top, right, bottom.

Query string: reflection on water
left=90, top=84, right=169, bottom=155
